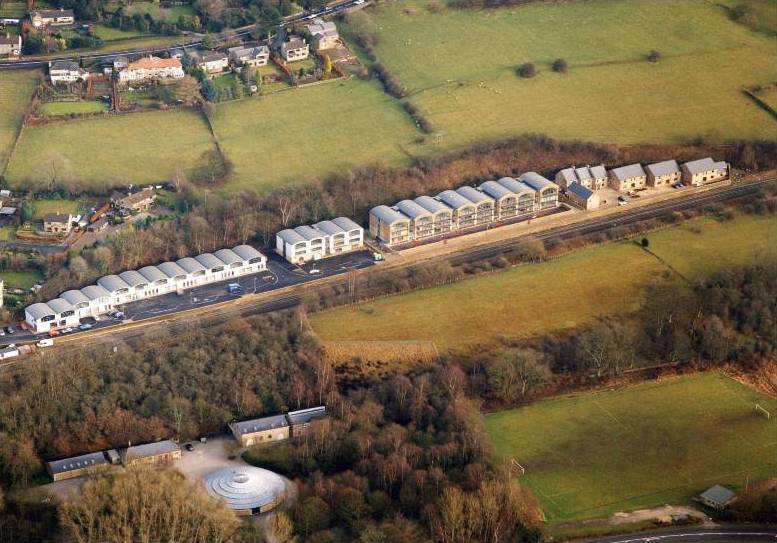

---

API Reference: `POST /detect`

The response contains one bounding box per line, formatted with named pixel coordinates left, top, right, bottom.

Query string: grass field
left=310, top=214, right=777, bottom=350
left=0, top=1, right=25, bottom=16
left=39, top=101, right=108, bottom=116
left=30, top=199, right=82, bottom=220
left=0, top=270, right=44, bottom=289
left=0, top=70, right=39, bottom=172
left=116, top=2, right=196, bottom=23
left=210, top=79, right=422, bottom=191
left=5, top=110, right=216, bottom=189
left=484, top=372, right=777, bottom=521
left=358, top=0, right=776, bottom=147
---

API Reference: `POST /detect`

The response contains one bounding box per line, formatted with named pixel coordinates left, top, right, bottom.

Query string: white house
left=0, top=34, right=22, bottom=57
left=97, top=275, right=132, bottom=305
left=118, top=56, right=184, bottom=83
left=280, top=36, right=309, bottom=62
left=49, top=61, right=88, bottom=85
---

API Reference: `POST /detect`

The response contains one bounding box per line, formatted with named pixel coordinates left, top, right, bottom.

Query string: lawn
left=91, top=25, right=147, bottom=41
left=0, top=70, right=40, bottom=172
left=310, top=214, right=777, bottom=350
left=484, top=372, right=777, bottom=521
left=210, top=79, right=423, bottom=192
left=0, top=270, right=44, bottom=289
left=39, top=101, right=108, bottom=116
left=116, top=2, right=197, bottom=23
left=0, top=1, right=25, bottom=17
left=356, top=0, right=776, bottom=147
left=30, top=199, right=82, bottom=220
left=5, top=109, right=217, bottom=190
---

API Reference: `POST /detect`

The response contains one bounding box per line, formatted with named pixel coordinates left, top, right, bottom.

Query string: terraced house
left=646, top=159, right=681, bottom=187
left=608, top=163, right=647, bottom=192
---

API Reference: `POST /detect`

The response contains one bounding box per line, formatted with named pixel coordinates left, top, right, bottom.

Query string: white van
left=36, top=338, right=54, bottom=348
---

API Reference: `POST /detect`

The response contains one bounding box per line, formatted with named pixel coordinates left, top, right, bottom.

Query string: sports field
left=210, top=79, right=422, bottom=191
left=0, top=70, right=39, bottom=172
left=5, top=110, right=217, bottom=190
left=484, top=372, right=777, bottom=521
left=359, top=0, right=776, bottom=146
left=309, top=214, right=777, bottom=350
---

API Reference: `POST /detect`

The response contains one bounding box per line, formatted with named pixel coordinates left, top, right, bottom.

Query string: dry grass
left=322, top=340, right=439, bottom=379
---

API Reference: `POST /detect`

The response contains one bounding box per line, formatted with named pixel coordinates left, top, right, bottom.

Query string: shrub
left=517, top=63, right=536, bottom=78
left=551, top=58, right=568, bottom=73
left=647, top=50, right=660, bottom=62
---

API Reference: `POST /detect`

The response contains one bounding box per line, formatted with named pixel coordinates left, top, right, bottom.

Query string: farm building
left=608, top=163, right=647, bottom=192
left=119, top=440, right=181, bottom=466
left=31, top=8, right=74, bottom=28
left=118, top=56, right=184, bottom=82
left=0, top=34, right=21, bottom=57
left=518, top=172, right=559, bottom=210
left=204, top=466, right=288, bottom=515
left=229, top=415, right=290, bottom=447
left=698, top=485, right=737, bottom=510
left=369, top=205, right=411, bottom=246
left=43, top=213, right=73, bottom=234
left=49, top=61, right=88, bottom=84
left=646, top=160, right=681, bottom=187
left=287, top=406, right=327, bottom=437
left=682, top=158, right=728, bottom=186
left=228, top=45, right=269, bottom=67
left=115, top=189, right=155, bottom=213
left=46, top=450, right=117, bottom=482
left=307, top=19, right=339, bottom=50
left=565, top=182, right=600, bottom=210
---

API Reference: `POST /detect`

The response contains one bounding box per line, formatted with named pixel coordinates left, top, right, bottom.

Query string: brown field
left=322, top=340, right=439, bottom=379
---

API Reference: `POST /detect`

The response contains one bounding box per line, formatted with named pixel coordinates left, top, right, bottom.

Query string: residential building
left=228, top=45, right=269, bottom=67
left=396, top=199, right=434, bottom=240
left=589, top=165, right=608, bottom=189
left=195, top=50, right=229, bottom=74
left=307, top=19, right=339, bottom=50
left=30, top=8, right=74, bottom=28
left=79, top=285, right=114, bottom=317
left=118, top=56, right=184, bottom=82
left=565, top=182, right=600, bottom=210
left=369, top=205, right=411, bottom=246
left=120, top=440, right=181, bottom=466
left=496, top=177, right=537, bottom=215
left=46, top=450, right=116, bottom=482
left=608, top=163, right=647, bottom=192
left=698, top=485, right=736, bottom=510
left=276, top=218, right=363, bottom=264
left=518, top=172, right=559, bottom=210
left=97, top=275, right=133, bottom=305
left=115, top=189, right=155, bottom=213
left=61, top=289, right=95, bottom=319
left=479, top=181, right=519, bottom=220
left=313, top=217, right=364, bottom=256
left=280, top=36, right=309, bottom=62
left=43, top=213, right=73, bottom=234
left=456, top=186, right=495, bottom=225
left=0, top=34, right=21, bottom=57
left=681, top=157, right=728, bottom=186
left=286, top=406, right=327, bottom=437
left=437, top=190, right=477, bottom=229
left=49, top=61, right=88, bottom=84
left=25, top=299, right=80, bottom=333
left=554, top=167, right=578, bottom=190
left=413, top=195, right=453, bottom=236
left=229, top=415, right=290, bottom=447
left=646, top=159, right=681, bottom=187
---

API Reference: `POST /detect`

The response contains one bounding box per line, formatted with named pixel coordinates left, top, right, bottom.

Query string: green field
left=0, top=1, right=25, bottom=17
left=210, top=79, right=422, bottom=191
left=310, top=214, right=777, bottom=350
left=484, top=372, right=777, bottom=521
left=39, top=101, right=108, bottom=116
left=30, top=199, right=82, bottom=220
left=0, top=270, right=44, bottom=289
left=0, top=70, right=39, bottom=172
left=5, top=110, right=217, bottom=189
left=115, top=2, right=197, bottom=23
left=357, top=0, right=776, bottom=147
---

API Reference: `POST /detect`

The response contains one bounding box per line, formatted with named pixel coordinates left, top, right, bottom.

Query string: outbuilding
left=698, top=485, right=736, bottom=510
left=120, top=440, right=181, bottom=467
left=229, top=415, right=290, bottom=447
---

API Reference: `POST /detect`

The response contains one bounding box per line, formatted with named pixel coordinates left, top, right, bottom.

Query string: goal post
left=510, top=458, right=526, bottom=476
left=755, top=404, right=771, bottom=419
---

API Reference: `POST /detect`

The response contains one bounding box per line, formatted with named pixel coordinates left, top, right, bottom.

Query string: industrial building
left=25, top=244, right=267, bottom=333
left=276, top=217, right=364, bottom=264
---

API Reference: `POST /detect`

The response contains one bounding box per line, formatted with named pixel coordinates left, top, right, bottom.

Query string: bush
left=517, top=62, right=536, bottom=78
left=551, top=58, right=568, bottom=73
left=647, top=50, right=660, bottom=62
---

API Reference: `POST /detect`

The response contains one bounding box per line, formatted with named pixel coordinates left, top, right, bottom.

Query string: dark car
left=4, top=326, right=15, bottom=335
left=185, top=443, right=195, bottom=452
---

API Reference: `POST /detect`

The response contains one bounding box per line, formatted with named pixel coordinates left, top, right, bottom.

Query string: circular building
left=203, top=466, right=288, bottom=516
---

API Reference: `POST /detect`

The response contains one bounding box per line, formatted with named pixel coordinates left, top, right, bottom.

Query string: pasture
left=39, top=101, right=108, bottom=116
left=358, top=0, right=776, bottom=146
left=5, top=110, right=217, bottom=190
left=309, top=214, right=777, bottom=350
left=0, top=70, right=39, bottom=172
left=210, top=79, right=422, bottom=192
left=484, top=372, right=777, bottom=521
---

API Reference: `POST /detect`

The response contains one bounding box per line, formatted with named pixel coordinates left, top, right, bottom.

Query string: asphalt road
left=0, top=0, right=365, bottom=69
left=580, top=526, right=777, bottom=543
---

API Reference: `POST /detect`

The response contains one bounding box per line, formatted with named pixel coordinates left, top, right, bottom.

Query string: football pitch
left=484, top=372, right=777, bottom=521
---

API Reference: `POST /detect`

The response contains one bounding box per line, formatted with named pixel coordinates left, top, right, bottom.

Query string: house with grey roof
left=565, top=182, right=600, bottom=210
left=518, top=172, right=559, bottom=210
left=279, top=35, right=309, bottom=63
left=49, top=60, right=88, bottom=85
left=608, top=163, right=647, bottom=192
left=119, top=440, right=181, bottom=466
left=589, top=165, right=608, bottom=189
left=0, top=34, right=22, bottom=58
left=681, top=157, right=728, bottom=186
left=646, top=159, right=681, bottom=187
left=554, top=167, right=578, bottom=190
left=194, top=50, right=229, bottom=74
left=698, top=485, right=736, bottom=510
left=307, top=18, right=339, bottom=50
left=370, top=205, right=411, bottom=246
left=229, top=414, right=290, bottom=447
left=277, top=217, right=364, bottom=263
left=46, top=450, right=116, bottom=481
left=228, top=44, right=270, bottom=67
left=286, top=406, right=327, bottom=437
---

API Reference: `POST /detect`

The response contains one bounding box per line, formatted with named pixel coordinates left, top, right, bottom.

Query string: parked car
left=0, top=330, right=5, bottom=337
left=48, top=329, right=60, bottom=337
left=309, top=268, right=321, bottom=275
left=36, top=338, right=54, bottom=348
left=185, top=443, right=195, bottom=452
left=79, top=323, right=93, bottom=331
left=4, top=326, right=15, bottom=335
left=618, top=196, right=629, bottom=206
left=227, top=283, right=242, bottom=294
left=112, top=311, right=125, bottom=320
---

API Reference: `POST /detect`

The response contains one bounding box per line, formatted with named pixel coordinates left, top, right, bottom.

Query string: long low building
left=25, top=244, right=267, bottom=333
left=276, top=217, right=364, bottom=264
left=370, top=173, right=559, bottom=246
left=230, top=406, right=327, bottom=446
left=46, top=450, right=118, bottom=482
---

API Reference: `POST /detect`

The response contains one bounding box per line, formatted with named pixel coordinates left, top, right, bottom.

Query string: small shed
left=698, top=485, right=736, bottom=510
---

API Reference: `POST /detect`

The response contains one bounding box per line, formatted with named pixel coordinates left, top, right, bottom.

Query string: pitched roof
left=43, top=212, right=71, bottom=223
left=609, top=163, right=646, bottom=181
left=33, top=8, right=74, bottom=18
left=231, top=414, right=289, bottom=435
left=683, top=157, right=719, bottom=175
left=122, top=440, right=179, bottom=461
left=47, top=451, right=108, bottom=475
left=700, top=485, right=736, bottom=506
left=119, top=189, right=155, bottom=207
left=286, top=406, right=326, bottom=425
left=49, top=60, right=81, bottom=72
left=574, top=166, right=593, bottom=181
left=567, top=182, right=594, bottom=199
left=228, top=45, right=269, bottom=58
left=589, top=165, right=607, bottom=179
left=557, top=168, right=577, bottom=183
left=127, top=56, right=182, bottom=71
left=645, top=159, right=680, bottom=177
left=196, top=51, right=228, bottom=63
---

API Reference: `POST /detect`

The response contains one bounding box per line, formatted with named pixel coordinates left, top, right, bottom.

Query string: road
left=0, top=0, right=366, bottom=69
left=580, top=526, right=777, bottom=543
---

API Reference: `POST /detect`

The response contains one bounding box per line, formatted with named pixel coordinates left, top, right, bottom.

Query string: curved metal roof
left=195, top=253, right=224, bottom=270
left=277, top=229, right=307, bottom=245
left=138, top=266, right=167, bottom=283
left=204, top=467, right=287, bottom=513
left=479, top=180, right=514, bottom=200
left=61, top=289, right=90, bottom=306
left=118, top=270, right=148, bottom=288
left=497, top=177, right=535, bottom=196
left=519, top=172, right=557, bottom=192
left=414, top=195, right=451, bottom=214
left=293, top=225, right=324, bottom=241
left=176, top=257, right=207, bottom=274
left=232, top=245, right=264, bottom=262
left=157, top=261, right=187, bottom=278
left=81, top=285, right=111, bottom=300
left=26, top=302, right=55, bottom=319
left=312, top=220, right=344, bottom=236
left=456, top=185, right=494, bottom=205
left=395, top=199, right=431, bottom=220
left=437, top=190, right=474, bottom=210
left=214, top=249, right=242, bottom=266
left=97, top=275, right=131, bottom=293
left=46, top=298, right=74, bottom=314
left=370, top=205, right=408, bottom=225
left=331, top=217, right=362, bottom=232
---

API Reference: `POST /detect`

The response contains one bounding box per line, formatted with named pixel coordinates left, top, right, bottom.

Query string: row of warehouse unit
left=25, top=245, right=267, bottom=333
left=276, top=216, right=364, bottom=264
left=370, top=172, right=560, bottom=246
